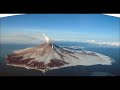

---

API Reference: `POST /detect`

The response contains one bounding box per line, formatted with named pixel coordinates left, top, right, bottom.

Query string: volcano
left=6, top=34, right=113, bottom=72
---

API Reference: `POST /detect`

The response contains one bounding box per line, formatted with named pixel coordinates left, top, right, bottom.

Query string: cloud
left=103, top=14, right=120, bottom=18
left=0, top=14, right=120, bottom=18
left=1, top=31, right=120, bottom=47
left=0, top=14, right=23, bottom=18
left=0, top=32, right=47, bottom=44
left=1, top=31, right=81, bottom=44
left=82, top=40, right=120, bottom=47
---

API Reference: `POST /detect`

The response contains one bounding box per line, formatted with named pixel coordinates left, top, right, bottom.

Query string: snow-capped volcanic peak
left=6, top=34, right=113, bottom=72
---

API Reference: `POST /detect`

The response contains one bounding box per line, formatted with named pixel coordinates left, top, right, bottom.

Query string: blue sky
left=0, top=14, right=119, bottom=44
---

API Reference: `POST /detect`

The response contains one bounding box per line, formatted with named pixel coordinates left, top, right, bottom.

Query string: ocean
left=0, top=41, right=120, bottom=76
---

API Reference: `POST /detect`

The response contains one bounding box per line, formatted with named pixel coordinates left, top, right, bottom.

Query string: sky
left=0, top=14, right=120, bottom=46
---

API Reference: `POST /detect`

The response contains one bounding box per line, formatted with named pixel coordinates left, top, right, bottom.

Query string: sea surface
left=0, top=41, right=120, bottom=76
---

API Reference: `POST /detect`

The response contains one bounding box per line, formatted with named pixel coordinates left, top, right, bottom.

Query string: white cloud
left=0, top=14, right=120, bottom=18
left=0, top=14, right=24, bottom=18
left=85, top=40, right=96, bottom=43
left=103, top=14, right=120, bottom=18
left=82, top=40, right=120, bottom=47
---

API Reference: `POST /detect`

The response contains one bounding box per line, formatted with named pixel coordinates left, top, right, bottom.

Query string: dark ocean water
left=0, top=41, right=120, bottom=76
